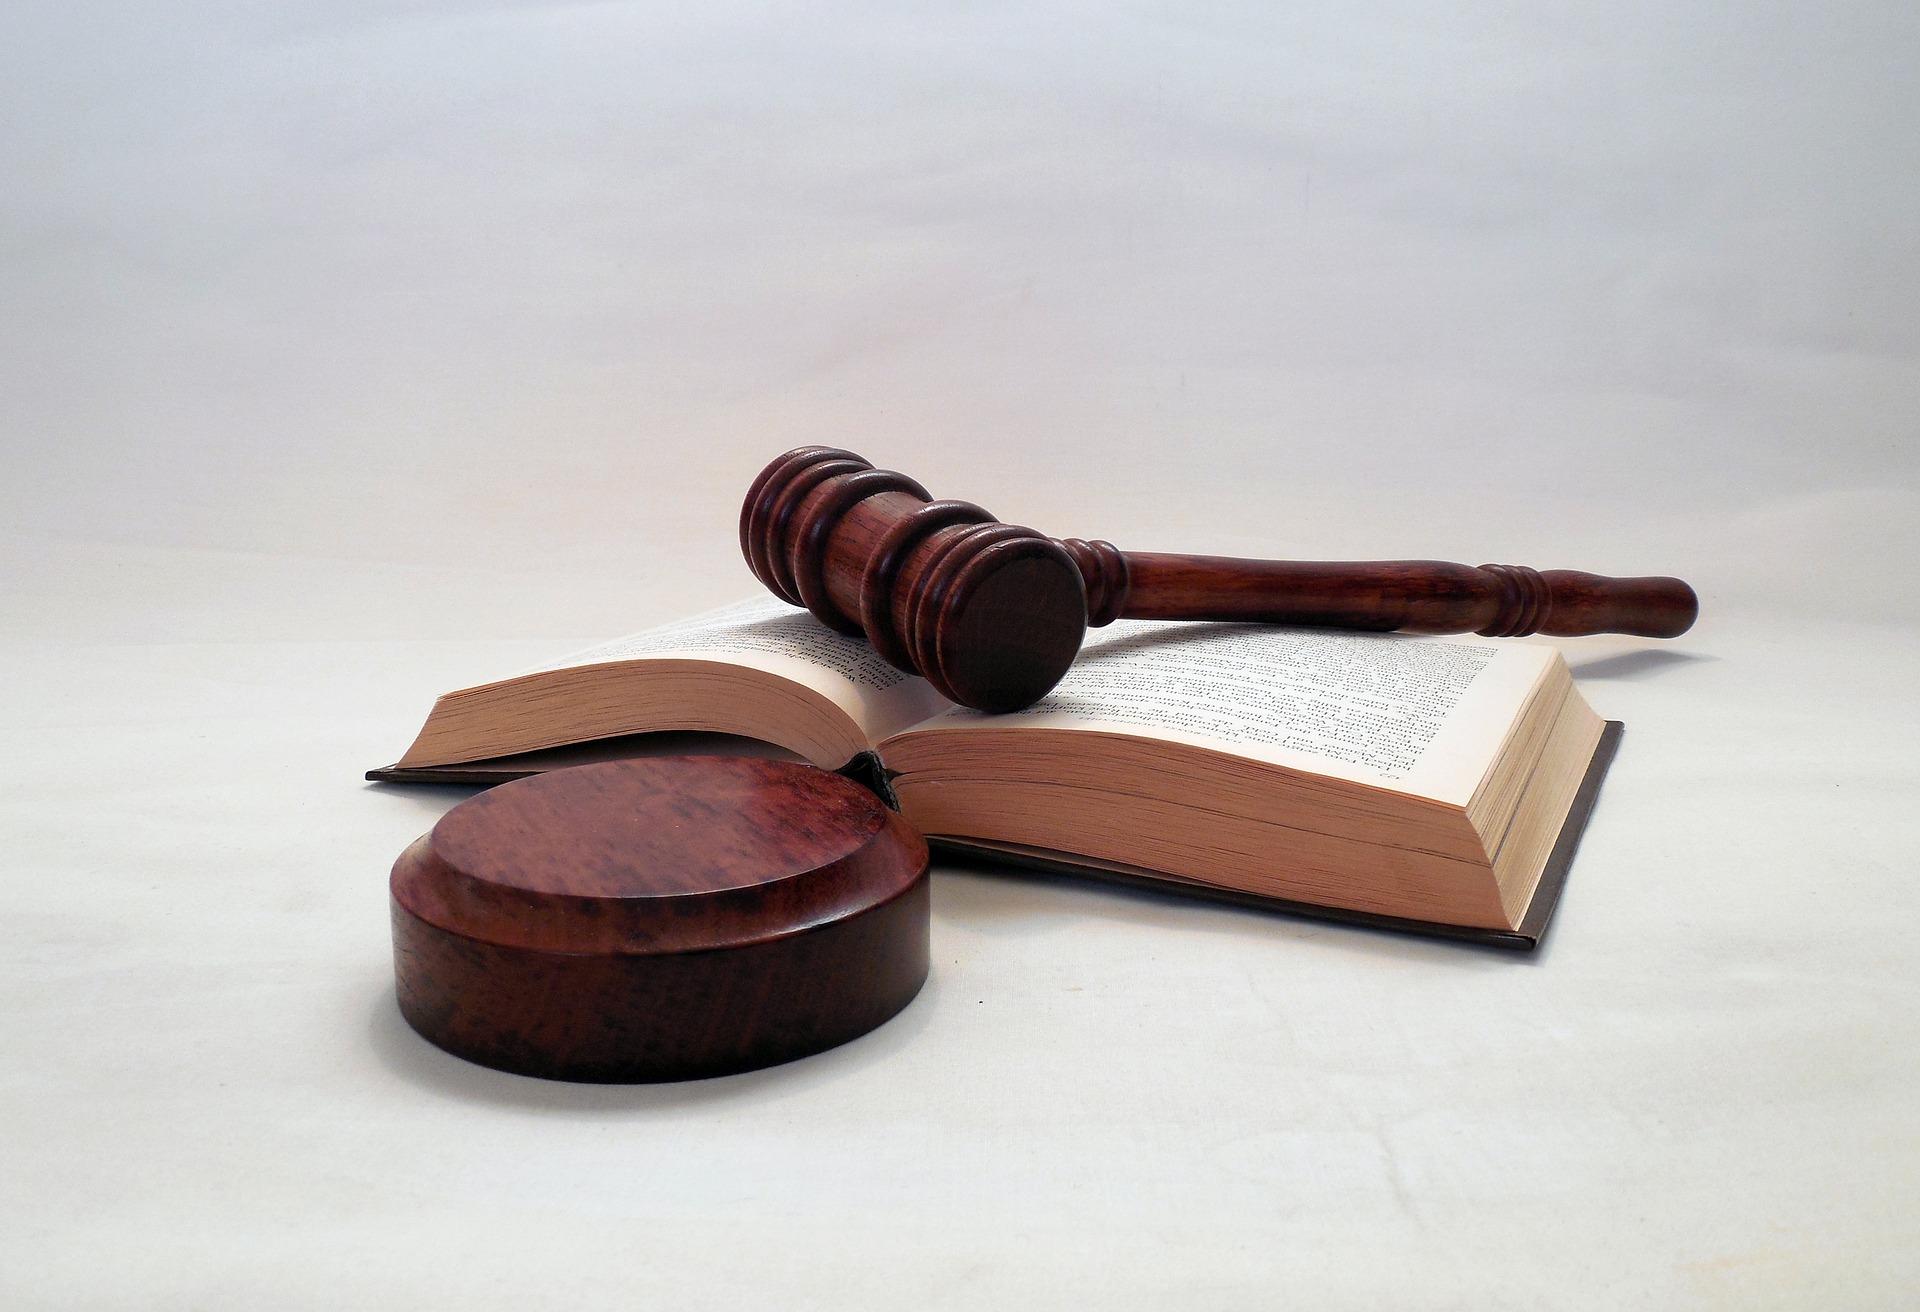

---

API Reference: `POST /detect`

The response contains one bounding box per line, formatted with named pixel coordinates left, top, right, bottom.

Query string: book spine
left=833, top=750, right=899, bottom=811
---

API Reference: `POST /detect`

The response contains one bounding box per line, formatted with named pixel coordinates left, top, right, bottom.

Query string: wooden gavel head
left=742, top=446, right=1095, bottom=712
left=741, top=446, right=1699, bottom=713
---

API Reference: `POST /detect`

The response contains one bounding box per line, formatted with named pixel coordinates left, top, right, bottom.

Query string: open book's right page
left=892, top=621, right=1556, bottom=806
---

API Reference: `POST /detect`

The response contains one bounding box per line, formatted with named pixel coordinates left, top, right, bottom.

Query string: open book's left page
left=395, top=598, right=952, bottom=768
left=525, top=598, right=950, bottom=742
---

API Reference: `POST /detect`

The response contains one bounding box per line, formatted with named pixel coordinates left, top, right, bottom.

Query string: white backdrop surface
left=3, top=3, right=1916, bottom=1308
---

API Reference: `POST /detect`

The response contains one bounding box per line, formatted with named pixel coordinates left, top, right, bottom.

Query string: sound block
left=389, top=756, right=930, bottom=1082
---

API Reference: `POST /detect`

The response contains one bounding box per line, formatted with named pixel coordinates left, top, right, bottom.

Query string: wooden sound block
left=389, top=756, right=930, bottom=1082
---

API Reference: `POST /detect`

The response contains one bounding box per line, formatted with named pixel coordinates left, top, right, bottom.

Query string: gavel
left=742, top=446, right=1698, bottom=713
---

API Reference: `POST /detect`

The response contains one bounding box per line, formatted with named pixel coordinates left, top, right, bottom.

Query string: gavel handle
left=1085, top=551, right=1698, bottom=639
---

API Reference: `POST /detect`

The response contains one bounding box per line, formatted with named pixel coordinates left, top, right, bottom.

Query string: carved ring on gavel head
left=741, top=446, right=1700, bottom=713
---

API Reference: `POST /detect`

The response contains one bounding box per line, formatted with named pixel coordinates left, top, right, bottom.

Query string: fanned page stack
left=372, top=598, right=1621, bottom=947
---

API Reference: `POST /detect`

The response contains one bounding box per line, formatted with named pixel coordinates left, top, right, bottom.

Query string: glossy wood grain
left=741, top=446, right=1699, bottom=711
left=390, top=756, right=929, bottom=1082
left=1119, top=554, right=1699, bottom=639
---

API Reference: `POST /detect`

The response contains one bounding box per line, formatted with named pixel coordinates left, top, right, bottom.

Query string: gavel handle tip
left=1532, top=570, right=1698, bottom=639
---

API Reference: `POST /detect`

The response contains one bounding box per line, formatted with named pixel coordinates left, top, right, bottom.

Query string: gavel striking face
left=742, top=446, right=1699, bottom=713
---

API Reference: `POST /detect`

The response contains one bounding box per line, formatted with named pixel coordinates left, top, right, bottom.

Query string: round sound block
left=389, top=756, right=930, bottom=1082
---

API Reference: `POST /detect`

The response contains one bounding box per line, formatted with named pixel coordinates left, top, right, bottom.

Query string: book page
left=895, top=620, right=1555, bottom=804
left=519, top=596, right=952, bottom=745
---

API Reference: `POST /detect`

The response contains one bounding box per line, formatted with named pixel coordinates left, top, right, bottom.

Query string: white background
left=4, top=3, right=1916, bottom=1307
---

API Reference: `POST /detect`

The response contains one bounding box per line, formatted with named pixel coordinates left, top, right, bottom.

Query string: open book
left=370, top=598, right=1620, bottom=948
